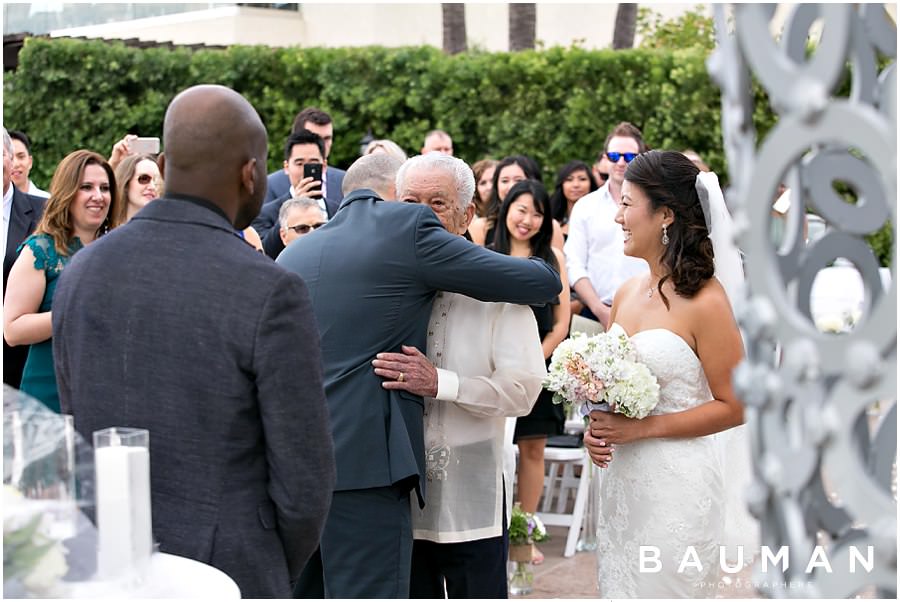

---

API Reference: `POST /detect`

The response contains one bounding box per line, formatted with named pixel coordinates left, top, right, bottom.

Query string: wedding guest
left=364, top=138, right=408, bottom=162
left=549, top=160, right=598, bottom=237
left=372, top=153, right=545, bottom=598
left=278, top=152, right=561, bottom=598
left=591, top=151, right=611, bottom=188
left=471, top=158, right=496, bottom=218
left=278, top=196, right=327, bottom=248
left=421, top=129, right=454, bottom=155
left=5, top=149, right=119, bottom=412
left=470, top=155, right=537, bottom=246
left=52, top=85, right=335, bottom=598
left=114, top=153, right=161, bottom=223
left=584, top=150, right=745, bottom=597
left=3, top=128, right=47, bottom=389
left=564, top=122, right=649, bottom=329
left=7, top=130, right=50, bottom=198
left=490, top=179, right=571, bottom=564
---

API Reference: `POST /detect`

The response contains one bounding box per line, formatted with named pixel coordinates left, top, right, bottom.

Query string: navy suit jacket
left=264, top=167, right=345, bottom=216
left=276, top=189, right=562, bottom=506
left=3, top=186, right=46, bottom=388
left=52, top=198, right=336, bottom=598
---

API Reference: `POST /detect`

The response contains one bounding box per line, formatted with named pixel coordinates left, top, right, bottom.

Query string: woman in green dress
left=4, top=149, right=120, bottom=412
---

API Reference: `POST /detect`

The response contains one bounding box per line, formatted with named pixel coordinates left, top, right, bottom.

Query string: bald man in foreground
left=52, top=85, right=335, bottom=598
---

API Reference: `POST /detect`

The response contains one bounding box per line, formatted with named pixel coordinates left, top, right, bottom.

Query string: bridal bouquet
left=543, top=331, right=661, bottom=419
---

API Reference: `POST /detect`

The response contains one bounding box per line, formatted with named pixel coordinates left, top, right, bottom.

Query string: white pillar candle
left=93, top=428, right=153, bottom=580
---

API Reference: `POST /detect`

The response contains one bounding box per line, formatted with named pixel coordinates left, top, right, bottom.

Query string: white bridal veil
left=696, top=171, right=760, bottom=565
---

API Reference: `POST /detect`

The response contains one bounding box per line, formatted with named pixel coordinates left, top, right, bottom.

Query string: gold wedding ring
left=398, top=372, right=405, bottom=382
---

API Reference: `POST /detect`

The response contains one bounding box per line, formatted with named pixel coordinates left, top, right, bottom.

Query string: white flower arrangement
left=3, top=486, right=68, bottom=597
left=543, top=331, right=661, bottom=420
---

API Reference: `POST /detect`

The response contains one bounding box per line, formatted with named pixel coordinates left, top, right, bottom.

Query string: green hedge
left=3, top=37, right=891, bottom=265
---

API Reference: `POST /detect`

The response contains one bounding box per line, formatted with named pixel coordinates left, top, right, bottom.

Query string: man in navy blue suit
left=265, top=107, right=345, bottom=213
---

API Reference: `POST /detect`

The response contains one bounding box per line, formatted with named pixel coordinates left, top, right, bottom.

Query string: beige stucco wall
left=49, top=3, right=707, bottom=50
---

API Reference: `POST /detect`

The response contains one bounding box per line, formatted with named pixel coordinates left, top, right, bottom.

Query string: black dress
left=513, top=300, right=566, bottom=442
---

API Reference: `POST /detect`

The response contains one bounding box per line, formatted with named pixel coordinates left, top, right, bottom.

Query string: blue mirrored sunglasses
left=606, top=151, right=638, bottom=163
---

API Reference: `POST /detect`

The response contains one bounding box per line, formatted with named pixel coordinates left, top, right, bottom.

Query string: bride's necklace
left=647, top=277, right=662, bottom=298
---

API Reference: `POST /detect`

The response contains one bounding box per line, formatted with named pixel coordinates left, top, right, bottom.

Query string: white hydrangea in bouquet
left=543, top=330, right=661, bottom=419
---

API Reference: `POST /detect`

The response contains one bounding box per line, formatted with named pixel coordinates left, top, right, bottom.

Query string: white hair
left=2, top=127, right=12, bottom=157
left=395, top=153, right=474, bottom=209
left=342, top=152, right=404, bottom=199
left=279, top=196, right=325, bottom=229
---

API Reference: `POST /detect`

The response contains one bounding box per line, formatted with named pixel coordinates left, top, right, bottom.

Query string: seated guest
left=4, top=149, right=120, bottom=412
left=7, top=130, right=50, bottom=198
left=52, top=85, right=335, bottom=598
left=252, top=129, right=327, bottom=258
left=279, top=197, right=327, bottom=250
left=114, top=153, right=161, bottom=223
left=372, top=153, right=545, bottom=598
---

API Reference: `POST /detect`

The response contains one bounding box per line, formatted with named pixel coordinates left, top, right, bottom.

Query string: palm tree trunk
left=612, top=3, right=638, bottom=50
left=442, top=3, right=467, bottom=55
left=509, top=3, right=536, bottom=52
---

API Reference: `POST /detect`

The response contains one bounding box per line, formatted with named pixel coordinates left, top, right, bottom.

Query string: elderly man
left=277, top=152, right=560, bottom=598
left=421, top=129, right=453, bottom=156
left=371, top=152, right=545, bottom=598
left=278, top=196, right=327, bottom=248
left=52, top=85, right=335, bottom=598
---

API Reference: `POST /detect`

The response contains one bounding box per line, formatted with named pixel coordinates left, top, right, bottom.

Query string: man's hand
left=583, top=428, right=613, bottom=468
left=588, top=301, right=612, bottom=330
left=372, top=345, right=438, bottom=398
left=294, top=176, right=323, bottom=199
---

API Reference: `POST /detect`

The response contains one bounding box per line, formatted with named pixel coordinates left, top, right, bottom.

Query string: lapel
left=6, top=187, right=39, bottom=260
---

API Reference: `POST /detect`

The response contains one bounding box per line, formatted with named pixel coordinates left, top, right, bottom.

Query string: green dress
left=17, top=233, right=83, bottom=413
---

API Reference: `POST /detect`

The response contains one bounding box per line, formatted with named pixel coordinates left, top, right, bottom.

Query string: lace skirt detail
left=597, top=436, right=724, bottom=598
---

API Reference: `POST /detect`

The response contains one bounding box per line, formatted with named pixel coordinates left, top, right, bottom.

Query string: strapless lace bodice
left=608, top=323, right=712, bottom=416
left=598, top=323, right=724, bottom=598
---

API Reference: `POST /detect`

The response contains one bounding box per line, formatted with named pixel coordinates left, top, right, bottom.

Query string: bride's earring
left=661, top=224, right=669, bottom=246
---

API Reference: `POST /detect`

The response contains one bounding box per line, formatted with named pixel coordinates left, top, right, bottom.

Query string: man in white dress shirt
left=372, top=153, right=546, bottom=598
left=7, top=131, right=49, bottom=199
left=564, top=121, right=649, bottom=329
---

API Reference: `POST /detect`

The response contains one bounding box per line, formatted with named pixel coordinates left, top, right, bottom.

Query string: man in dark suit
left=252, top=130, right=329, bottom=259
left=265, top=107, right=345, bottom=212
left=3, top=127, right=46, bottom=388
left=52, top=85, right=335, bottom=599
left=278, top=152, right=562, bottom=598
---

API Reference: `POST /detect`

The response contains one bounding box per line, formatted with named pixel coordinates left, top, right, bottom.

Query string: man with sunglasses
left=279, top=196, right=327, bottom=248
left=564, top=121, right=650, bottom=329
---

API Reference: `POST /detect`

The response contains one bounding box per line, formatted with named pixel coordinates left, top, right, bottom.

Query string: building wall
left=46, top=3, right=705, bottom=50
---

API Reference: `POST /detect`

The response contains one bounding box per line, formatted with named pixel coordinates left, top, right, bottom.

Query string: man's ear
left=241, top=158, right=257, bottom=196
left=157, top=152, right=166, bottom=180
left=464, top=202, right=476, bottom=229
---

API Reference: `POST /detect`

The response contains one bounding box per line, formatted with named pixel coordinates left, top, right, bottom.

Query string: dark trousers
left=409, top=503, right=509, bottom=598
left=294, top=485, right=412, bottom=598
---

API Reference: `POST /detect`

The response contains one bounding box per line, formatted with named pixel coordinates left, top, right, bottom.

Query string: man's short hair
left=602, top=121, right=648, bottom=155
left=7, top=130, right=32, bottom=155
left=291, top=107, right=333, bottom=134
left=423, top=129, right=450, bottom=143
left=342, top=153, right=404, bottom=199
left=396, top=153, right=475, bottom=210
left=279, top=196, right=325, bottom=229
left=2, top=127, right=13, bottom=156
left=284, top=129, right=326, bottom=161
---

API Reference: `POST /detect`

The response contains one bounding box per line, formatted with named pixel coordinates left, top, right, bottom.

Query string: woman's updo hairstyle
left=625, top=150, right=715, bottom=305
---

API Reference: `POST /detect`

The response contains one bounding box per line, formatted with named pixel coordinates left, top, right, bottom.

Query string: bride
left=584, top=150, right=747, bottom=598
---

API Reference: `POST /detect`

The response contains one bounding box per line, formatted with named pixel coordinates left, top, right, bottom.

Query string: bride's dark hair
left=624, top=150, right=715, bottom=308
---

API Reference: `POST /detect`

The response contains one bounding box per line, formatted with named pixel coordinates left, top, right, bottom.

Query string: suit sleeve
left=252, top=271, right=335, bottom=579
left=250, top=198, right=280, bottom=242
left=261, top=226, right=286, bottom=260
left=413, top=209, right=562, bottom=304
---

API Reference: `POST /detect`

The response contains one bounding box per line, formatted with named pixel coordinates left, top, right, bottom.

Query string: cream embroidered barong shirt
left=413, top=291, right=545, bottom=544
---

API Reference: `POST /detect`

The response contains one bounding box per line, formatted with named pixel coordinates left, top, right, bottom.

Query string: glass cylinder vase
left=576, top=460, right=600, bottom=552
left=508, top=544, right=534, bottom=595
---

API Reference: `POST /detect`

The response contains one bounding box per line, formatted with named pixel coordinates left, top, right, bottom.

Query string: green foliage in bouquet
left=508, top=503, right=549, bottom=546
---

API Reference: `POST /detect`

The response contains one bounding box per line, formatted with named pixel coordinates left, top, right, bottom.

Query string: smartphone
left=303, top=163, right=323, bottom=192
left=131, top=137, right=160, bottom=155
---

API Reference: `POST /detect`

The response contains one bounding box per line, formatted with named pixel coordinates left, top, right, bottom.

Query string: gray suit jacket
left=53, top=197, right=335, bottom=598
left=277, top=189, right=561, bottom=506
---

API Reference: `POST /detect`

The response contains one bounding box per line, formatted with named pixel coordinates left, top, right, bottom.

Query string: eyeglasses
left=286, top=222, right=326, bottom=235
left=606, top=152, right=638, bottom=164
left=136, top=174, right=158, bottom=185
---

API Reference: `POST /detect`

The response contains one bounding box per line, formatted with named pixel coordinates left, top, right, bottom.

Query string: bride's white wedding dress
left=597, top=323, right=724, bottom=598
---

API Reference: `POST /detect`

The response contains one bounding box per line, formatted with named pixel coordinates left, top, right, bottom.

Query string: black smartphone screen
left=303, top=163, right=323, bottom=190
